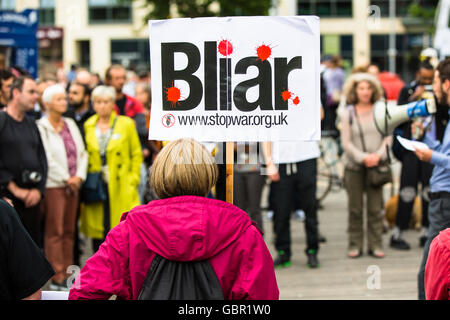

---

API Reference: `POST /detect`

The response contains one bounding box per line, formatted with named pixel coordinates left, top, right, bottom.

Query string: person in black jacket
left=0, top=76, right=48, bottom=248
left=390, top=60, right=439, bottom=250
left=0, top=199, right=55, bottom=300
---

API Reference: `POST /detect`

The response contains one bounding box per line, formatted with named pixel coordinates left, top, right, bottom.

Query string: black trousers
left=321, top=101, right=339, bottom=136
left=271, top=159, right=319, bottom=257
left=233, top=171, right=265, bottom=233
left=92, top=181, right=111, bottom=253
left=395, top=152, right=434, bottom=230
left=215, top=163, right=227, bottom=202
left=12, top=197, right=42, bottom=248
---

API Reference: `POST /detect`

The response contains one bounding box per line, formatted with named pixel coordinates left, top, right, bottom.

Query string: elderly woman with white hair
left=37, top=84, right=88, bottom=290
left=80, top=85, right=142, bottom=253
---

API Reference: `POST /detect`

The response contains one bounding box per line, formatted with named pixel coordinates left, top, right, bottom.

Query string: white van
left=434, top=0, right=450, bottom=59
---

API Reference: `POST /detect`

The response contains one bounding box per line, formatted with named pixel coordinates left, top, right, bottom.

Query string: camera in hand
left=22, top=170, right=42, bottom=186
left=424, top=85, right=433, bottom=92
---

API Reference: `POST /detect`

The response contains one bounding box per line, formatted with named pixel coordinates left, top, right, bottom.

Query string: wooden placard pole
left=226, top=142, right=234, bottom=204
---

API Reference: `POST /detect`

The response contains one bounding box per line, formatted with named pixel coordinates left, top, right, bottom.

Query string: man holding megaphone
left=411, top=58, right=450, bottom=300
left=372, top=59, right=450, bottom=299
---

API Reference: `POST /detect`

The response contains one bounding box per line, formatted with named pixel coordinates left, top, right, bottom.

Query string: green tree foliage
left=134, top=0, right=273, bottom=20
left=407, top=2, right=437, bottom=33
left=407, top=3, right=436, bottom=20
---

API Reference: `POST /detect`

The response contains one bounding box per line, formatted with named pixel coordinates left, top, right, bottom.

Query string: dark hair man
left=65, top=82, right=95, bottom=139
left=0, top=76, right=48, bottom=247
left=105, top=64, right=145, bottom=119
left=0, top=69, right=15, bottom=110
left=413, top=58, right=450, bottom=300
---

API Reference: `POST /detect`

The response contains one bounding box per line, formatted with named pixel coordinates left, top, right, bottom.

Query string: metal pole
left=388, top=0, right=396, bottom=74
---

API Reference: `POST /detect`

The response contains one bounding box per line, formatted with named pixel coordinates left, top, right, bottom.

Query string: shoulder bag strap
left=101, top=117, right=118, bottom=166
left=352, top=106, right=367, bottom=153
left=0, top=111, right=5, bottom=133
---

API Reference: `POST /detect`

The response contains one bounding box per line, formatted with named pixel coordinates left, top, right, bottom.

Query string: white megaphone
left=373, top=98, right=437, bottom=135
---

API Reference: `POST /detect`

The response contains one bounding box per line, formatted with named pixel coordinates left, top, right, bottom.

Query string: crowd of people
left=0, top=52, right=449, bottom=300
left=0, top=64, right=158, bottom=293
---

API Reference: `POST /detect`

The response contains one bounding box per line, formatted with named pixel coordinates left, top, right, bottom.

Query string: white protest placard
left=148, top=16, right=320, bottom=142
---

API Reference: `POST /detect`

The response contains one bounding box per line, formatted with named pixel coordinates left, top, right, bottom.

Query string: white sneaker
left=265, top=210, right=274, bottom=221
left=294, top=209, right=305, bottom=221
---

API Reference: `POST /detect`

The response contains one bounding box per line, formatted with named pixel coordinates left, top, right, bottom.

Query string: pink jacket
left=69, top=196, right=279, bottom=300
left=425, top=228, right=450, bottom=300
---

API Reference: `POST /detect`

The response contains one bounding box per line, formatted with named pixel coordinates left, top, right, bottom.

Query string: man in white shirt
left=262, top=140, right=321, bottom=268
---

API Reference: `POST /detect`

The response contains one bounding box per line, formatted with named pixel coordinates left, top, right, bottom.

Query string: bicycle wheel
left=320, top=136, right=344, bottom=193
left=316, top=155, right=332, bottom=203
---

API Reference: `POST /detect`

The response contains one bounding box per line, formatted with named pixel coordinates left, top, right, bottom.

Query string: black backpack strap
left=0, top=111, right=5, bottom=134
left=138, top=254, right=224, bottom=300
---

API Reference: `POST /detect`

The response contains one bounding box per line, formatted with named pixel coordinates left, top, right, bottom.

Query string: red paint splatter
left=165, top=85, right=181, bottom=106
left=256, top=44, right=272, bottom=61
left=218, top=40, right=233, bottom=56
left=281, top=90, right=292, bottom=101
left=281, top=89, right=301, bottom=106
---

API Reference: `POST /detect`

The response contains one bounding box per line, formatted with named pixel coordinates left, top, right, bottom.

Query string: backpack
left=0, top=111, right=5, bottom=134
left=138, top=254, right=224, bottom=300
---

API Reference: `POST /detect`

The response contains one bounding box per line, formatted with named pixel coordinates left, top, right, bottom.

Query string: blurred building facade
left=279, top=0, right=438, bottom=82
left=4, top=0, right=438, bottom=82
left=8, top=0, right=150, bottom=78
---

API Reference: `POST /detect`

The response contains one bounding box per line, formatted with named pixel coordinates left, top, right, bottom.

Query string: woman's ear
left=444, top=79, right=450, bottom=94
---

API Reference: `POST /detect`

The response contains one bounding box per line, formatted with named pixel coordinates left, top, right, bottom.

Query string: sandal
left=369, top=249, right=385, bottom=259
left=348, top=249, right=361, bottom=258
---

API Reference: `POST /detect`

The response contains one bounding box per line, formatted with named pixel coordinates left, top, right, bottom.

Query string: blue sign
left=0, top=9, right=38, bottom=78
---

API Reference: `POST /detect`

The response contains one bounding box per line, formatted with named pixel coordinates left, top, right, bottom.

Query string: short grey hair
left=42, top=84, right=66, bottom=104
left=91, top=85, right=116, bottom=102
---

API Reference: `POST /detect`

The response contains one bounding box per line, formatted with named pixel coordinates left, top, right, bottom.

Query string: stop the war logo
left=161, top=40, right=302, bottom=112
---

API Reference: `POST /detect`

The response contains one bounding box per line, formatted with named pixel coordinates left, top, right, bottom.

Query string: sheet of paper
left=396, top=136, right=429, bottom=151
left=41, top=291, right=69, bottom=300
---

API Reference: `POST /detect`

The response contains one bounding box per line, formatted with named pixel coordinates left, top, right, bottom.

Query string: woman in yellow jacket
left=81, top=85, right=143, bottom=252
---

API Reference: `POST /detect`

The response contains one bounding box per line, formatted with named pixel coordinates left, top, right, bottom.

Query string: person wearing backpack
left=69, top=138, right=279, bottom=300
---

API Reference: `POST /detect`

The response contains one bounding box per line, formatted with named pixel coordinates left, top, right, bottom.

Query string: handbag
left=82, top=117, right=118, bottom=203
left=82, top=172, right=106, bottom=203
left=353, top=107, right=393, bottom=188
left=366, top=161, right=393, bottom=188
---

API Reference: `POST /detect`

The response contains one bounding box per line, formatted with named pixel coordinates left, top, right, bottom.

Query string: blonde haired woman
left=69, top=139, right=278, bottom=300
left=37, top=84, right=87, bottom=290
left=338, top=73, right=392, bottom=259
left=81, top=85, right=142, bottom=252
